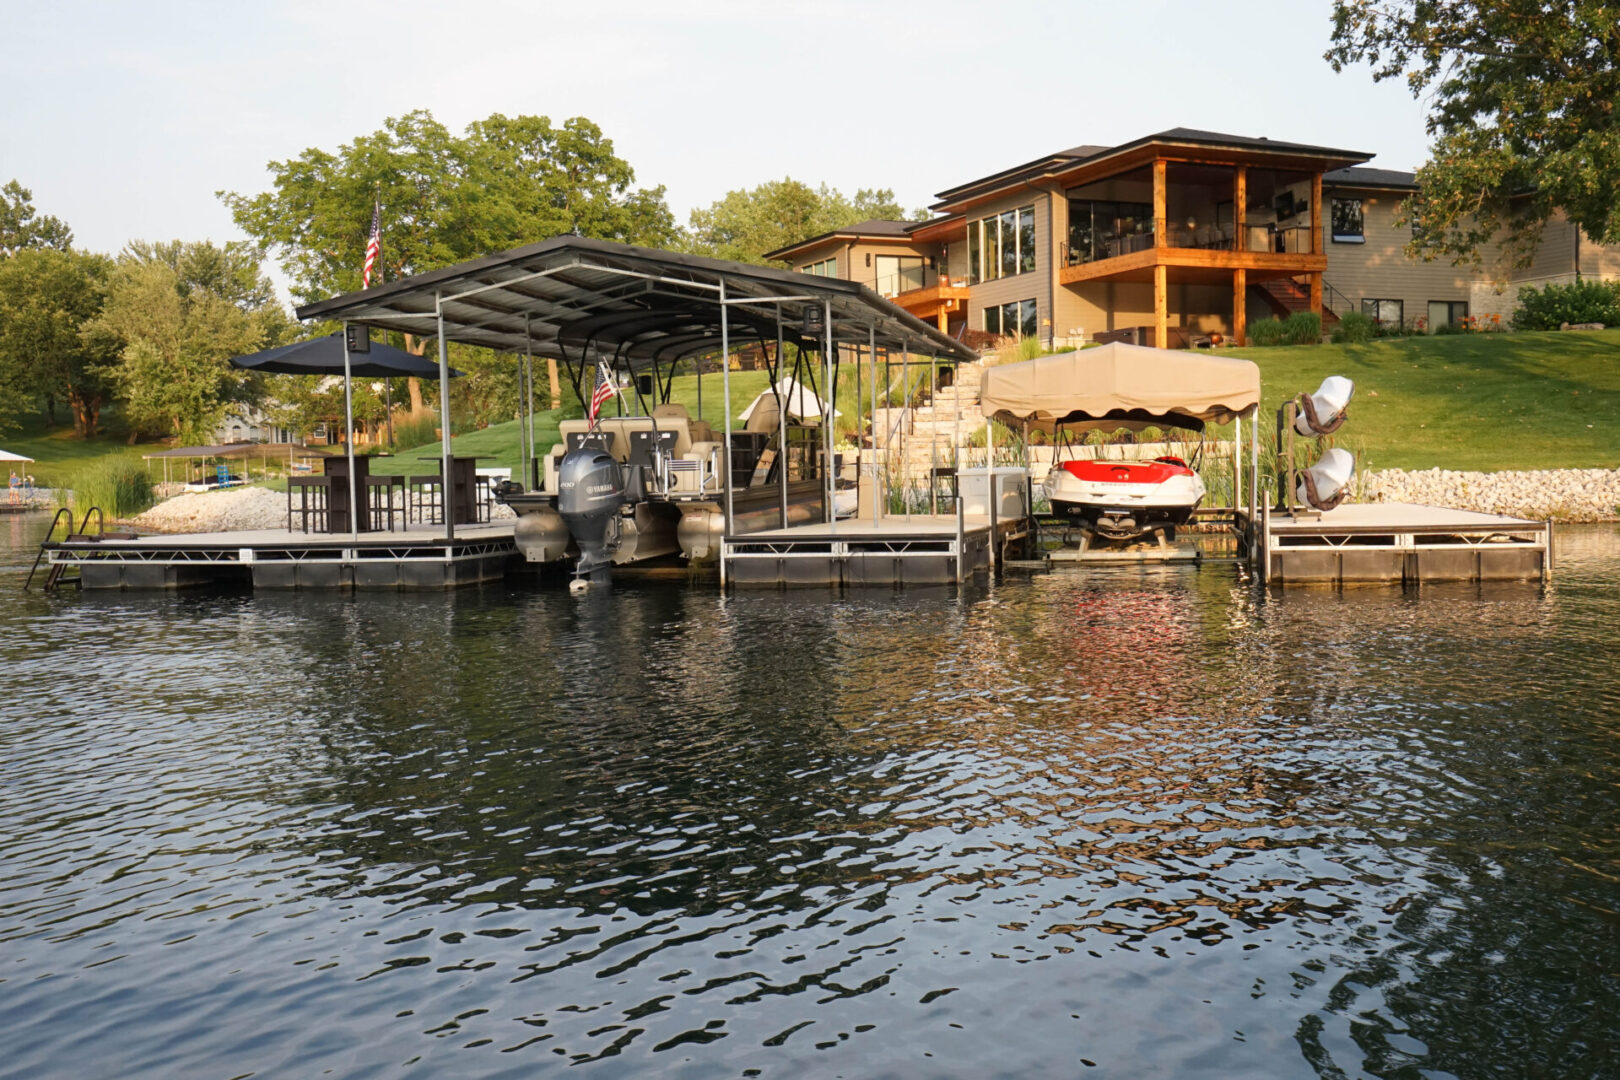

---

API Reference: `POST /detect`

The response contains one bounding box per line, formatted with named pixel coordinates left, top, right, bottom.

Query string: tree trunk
left=403, top=333, right=427, bottom=413
left=45, top=393, right=57, bottom=426
left=548, top=356, right=562, bottom=411
left=67, top=389, right=101, bottom=438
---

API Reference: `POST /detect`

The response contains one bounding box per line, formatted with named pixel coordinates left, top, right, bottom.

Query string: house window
left=1067, top=200, right=1154, bottom=263
left=1331, top=198, right=1364, bottom=243
left=1361, top=298, right=1403, bottom=326
left=971, top=204, right=1036, bottom=283
left=801, top=257, right=836, bottom=277
left=984, top=298, right=1037, bottom=338
left=873, top=255, right=926, bottom=296
left=1427, top=300, right=1468, bottom=330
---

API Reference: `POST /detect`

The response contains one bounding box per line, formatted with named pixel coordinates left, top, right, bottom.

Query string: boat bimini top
left=979, top=342, right=1261, bottom=435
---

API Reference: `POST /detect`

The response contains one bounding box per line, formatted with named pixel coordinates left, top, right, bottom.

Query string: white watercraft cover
left=738, top=376, right=839, bottom=424
left=979, top=342, right=1260, bottom=432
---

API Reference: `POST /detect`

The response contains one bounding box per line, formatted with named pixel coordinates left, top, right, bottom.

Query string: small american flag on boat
left=587, top=362, right=617, bottom=423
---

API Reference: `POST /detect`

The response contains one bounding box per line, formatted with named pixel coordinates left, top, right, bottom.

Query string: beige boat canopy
left=979, top=342, right=1261, bottom=433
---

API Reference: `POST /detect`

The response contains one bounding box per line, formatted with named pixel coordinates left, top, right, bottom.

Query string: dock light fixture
left=802, top=306, right=825, bottom=338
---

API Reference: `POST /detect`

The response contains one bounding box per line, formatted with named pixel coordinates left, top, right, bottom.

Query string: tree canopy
left=221, top=109, right=678, bottom=306
left=686, top=179, right=921, bottom=265
left=1327, top=0, right=1620, bottom=267
left=0, top=249, right=119, bottom=436
left=0, top=180, right=73, bottom=257
left=91, top=240, right=291, bottom=443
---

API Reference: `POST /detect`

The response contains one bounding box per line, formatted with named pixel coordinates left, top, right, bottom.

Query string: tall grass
left=59, top=460, right=154, bottom=522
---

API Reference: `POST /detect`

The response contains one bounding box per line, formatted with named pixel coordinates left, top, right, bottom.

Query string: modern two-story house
left=766, top=127, right=1618, bottom=348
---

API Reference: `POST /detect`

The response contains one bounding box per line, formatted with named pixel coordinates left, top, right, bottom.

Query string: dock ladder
left=24, top=507, right=131, bottom=592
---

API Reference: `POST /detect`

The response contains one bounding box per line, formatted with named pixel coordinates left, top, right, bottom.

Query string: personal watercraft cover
left=979, top=342, right=1260, bottom=433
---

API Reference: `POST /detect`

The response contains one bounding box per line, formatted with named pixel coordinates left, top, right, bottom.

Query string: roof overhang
left=295, top=236, right=977, bottom=369
left=932, top=133, right=1374, bottom=216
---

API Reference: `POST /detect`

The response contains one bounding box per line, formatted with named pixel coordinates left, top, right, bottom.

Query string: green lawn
left=1225, top=328, right=1620, bottom=471
left=0, top=421, right=163, bottom=488
left=11, top=335, right=1611, bottom=488
left=366, top=370, right=775, bottom=476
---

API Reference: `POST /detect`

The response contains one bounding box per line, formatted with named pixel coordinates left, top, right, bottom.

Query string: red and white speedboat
left=1044, top=455, right=1206, bottom=541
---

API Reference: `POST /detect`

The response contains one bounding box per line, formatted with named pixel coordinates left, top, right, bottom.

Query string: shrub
left=1247, top=318, right=1286, bottom=346
left=1281, top=311, right=1323, bottom=345
left=392, top=413, right=439, bottom=450
left=1433, top=319, right=1467, bottom=335
left=1511, top=279, right=1620, bottom=330
left=1330, top=310, right=1374, bottom=344
left=62, top=460, right=154, bottom=520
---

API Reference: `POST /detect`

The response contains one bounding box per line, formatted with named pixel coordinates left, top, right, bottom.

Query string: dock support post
left=777, top=308, right=788, bottom=529
left=1249, top=410, right=1259, bottom=561
left=524, top=313, right=535, bottom=489
left=823, top=299, right=835, bottom=527
left=1233, top=414, right=1242, bottom=547
left=720, top=278, right=733, bottom=588
left=868, top=323, right=879, bottom=526
left=341, top=323, right=359, bottom=541
left=436, top=293, right=455, bottom=543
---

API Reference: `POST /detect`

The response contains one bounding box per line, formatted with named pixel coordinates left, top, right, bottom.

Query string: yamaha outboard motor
left=556, top=441, right=624, bottom=588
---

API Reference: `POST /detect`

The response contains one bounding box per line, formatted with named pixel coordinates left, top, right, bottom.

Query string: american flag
left=587, top=361, right=618, bottom=424
left=361, top=201, right=381, bottom=289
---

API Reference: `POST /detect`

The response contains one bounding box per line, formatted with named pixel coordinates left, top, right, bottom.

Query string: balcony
left=868, top=267, right=971, bottom=329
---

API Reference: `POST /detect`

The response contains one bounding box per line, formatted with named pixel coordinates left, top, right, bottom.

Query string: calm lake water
left=2, top=514, right=1617, bottom=1079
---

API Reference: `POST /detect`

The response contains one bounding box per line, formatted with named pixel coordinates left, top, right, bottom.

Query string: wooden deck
left=1263, top=502, right=1549, bottom=586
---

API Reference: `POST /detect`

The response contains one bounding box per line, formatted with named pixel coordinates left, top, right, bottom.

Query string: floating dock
left=1262, top=502, right=1549, bottom=585
left=44, top=523, right=518, bottom=590
left=722, top=513, right=1016, bottom=586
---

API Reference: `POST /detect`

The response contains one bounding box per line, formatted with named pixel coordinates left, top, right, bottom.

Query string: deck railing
left=1067, top=218, right=1317, bottom=265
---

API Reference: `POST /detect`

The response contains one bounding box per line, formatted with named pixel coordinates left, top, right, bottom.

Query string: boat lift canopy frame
left=296, top=236, right=978, bottom=552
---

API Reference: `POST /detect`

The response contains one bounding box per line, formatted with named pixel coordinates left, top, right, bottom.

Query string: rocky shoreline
left=1358, top=467, right=1620, bottom=522
left=129, top=485, right=515, bottom=533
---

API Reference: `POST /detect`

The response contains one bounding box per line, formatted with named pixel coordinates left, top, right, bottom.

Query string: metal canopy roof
left=296, top=236, right=977, bottom=368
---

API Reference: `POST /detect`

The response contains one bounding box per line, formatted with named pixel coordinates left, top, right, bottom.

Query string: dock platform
left=722, top=513, right=1013, bottom=586
left=1263, top=502, right=1549, bottom=586
left=46, top=522, right=518, bottom=590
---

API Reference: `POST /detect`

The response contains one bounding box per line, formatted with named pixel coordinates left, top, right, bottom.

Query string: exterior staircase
left=872, top=359, right=990, bottom=483
left=1253, top=277, right=1341, bottom=327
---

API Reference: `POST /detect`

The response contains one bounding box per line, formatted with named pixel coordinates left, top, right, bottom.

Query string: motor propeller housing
left=556, top=444, right=625, bottom=582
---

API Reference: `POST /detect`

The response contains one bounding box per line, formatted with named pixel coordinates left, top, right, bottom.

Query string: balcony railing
left=1066, top=218, right=1317, bottom=265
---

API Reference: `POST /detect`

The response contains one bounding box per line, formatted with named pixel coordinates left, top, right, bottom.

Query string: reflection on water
left=2, top=515, right=1617, bottom=1078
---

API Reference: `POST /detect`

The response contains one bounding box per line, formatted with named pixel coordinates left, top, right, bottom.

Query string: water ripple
left=1, top=517, right=1616, bottom=1078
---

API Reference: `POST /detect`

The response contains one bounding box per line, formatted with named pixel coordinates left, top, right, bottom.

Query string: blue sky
left=2, top=0, right=1429, bottom=288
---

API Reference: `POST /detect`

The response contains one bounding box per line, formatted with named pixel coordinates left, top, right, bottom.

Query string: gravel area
left=132, top=486, right=291, bottom=533
left=1358, top=468, right=1620, bottom=522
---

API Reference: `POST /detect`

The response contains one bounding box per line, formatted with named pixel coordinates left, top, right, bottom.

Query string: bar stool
left=409, top=475, right=443, bottom=525
left=287, top=475, right=332, bottom=533
left=365, top=474, right=407, bottom=532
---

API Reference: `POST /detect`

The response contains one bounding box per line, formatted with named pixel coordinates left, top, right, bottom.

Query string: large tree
left=92, top=240, right=290, bottom=443
left=222, top=109, right=676, bottom=410
left=686, top=179, right=919, bottom=265
left=0, top=180, right=73, bottom=257
left=1327, top=0, right=1620, bottom=267
left=0, top=249, right=119, bottom=436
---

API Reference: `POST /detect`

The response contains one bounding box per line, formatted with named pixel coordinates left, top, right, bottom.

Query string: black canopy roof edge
left=294, top=236, right=978, bottom=368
